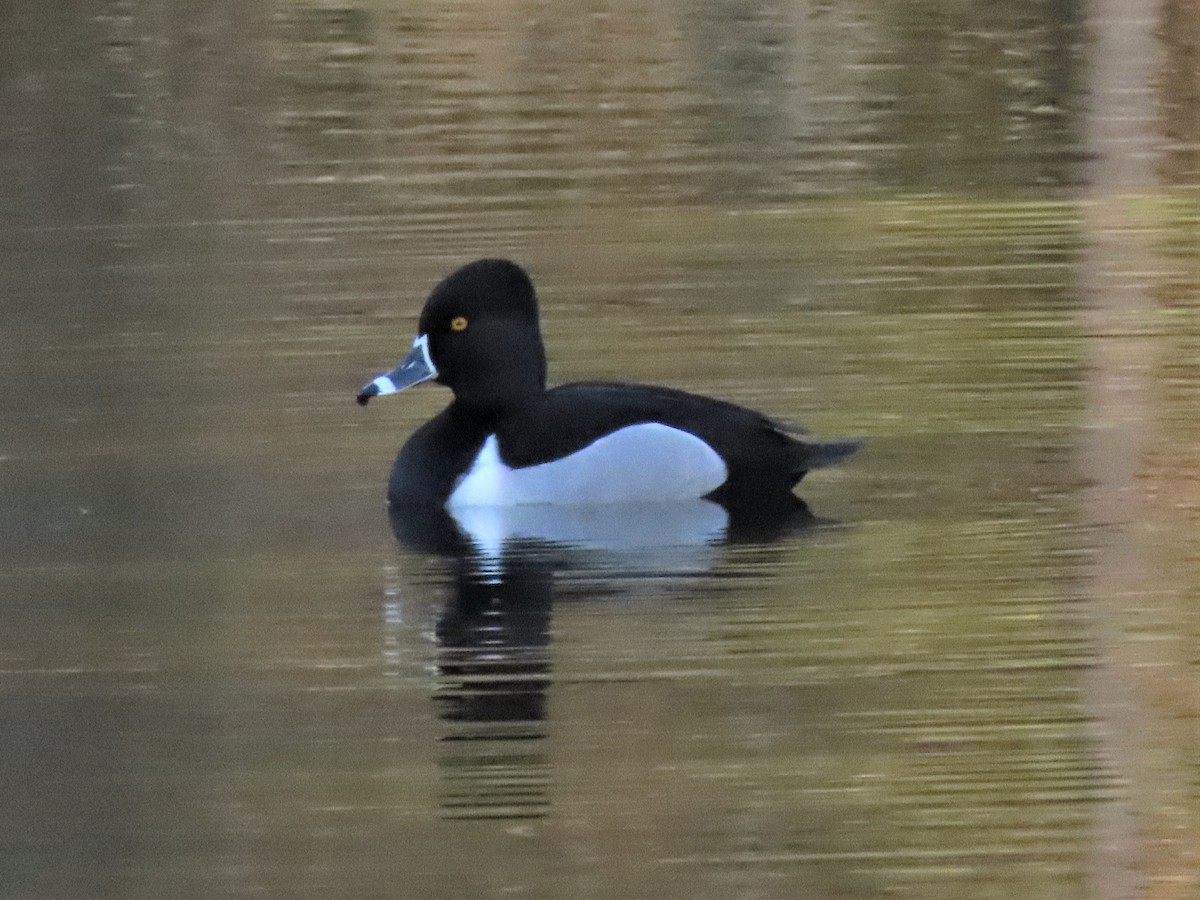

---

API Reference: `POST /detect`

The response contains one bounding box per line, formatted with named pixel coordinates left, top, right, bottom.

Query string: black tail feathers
left=804, top=438, right=864, bottom=469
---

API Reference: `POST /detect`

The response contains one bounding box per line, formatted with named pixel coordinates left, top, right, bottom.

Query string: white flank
left=446, top=423, right=727, bottom=508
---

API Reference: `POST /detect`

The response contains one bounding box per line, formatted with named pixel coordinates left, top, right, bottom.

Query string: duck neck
left=448, top=336, right=546, bottom=423
left=449, top=378, right=543, bottom=428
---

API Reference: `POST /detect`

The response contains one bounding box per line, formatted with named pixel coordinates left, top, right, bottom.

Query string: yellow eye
left=450, top=316, right=469, bottom=332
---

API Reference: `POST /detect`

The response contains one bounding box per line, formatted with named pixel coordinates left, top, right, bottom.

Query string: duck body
left=358, top=259, right=860, bottom=512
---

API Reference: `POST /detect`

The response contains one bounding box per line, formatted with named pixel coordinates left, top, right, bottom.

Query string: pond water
left=2, top=3, right=1198, bottom=899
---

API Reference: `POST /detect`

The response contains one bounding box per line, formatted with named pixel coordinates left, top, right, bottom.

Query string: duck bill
left=356, top=334, right=437, bottom=405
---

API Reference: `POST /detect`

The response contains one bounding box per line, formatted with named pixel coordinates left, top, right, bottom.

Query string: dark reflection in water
left=391, top=500, right=821, bottom=822
left=434, top=549, right=554, bottom=821
left=435, top=555, right=553, bottom=726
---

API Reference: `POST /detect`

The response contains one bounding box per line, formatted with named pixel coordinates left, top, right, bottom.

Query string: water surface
left=2, top=3, right=1198, bottom=899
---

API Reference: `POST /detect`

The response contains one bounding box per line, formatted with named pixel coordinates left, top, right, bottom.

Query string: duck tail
left=804, top=438, right=864, bottom=469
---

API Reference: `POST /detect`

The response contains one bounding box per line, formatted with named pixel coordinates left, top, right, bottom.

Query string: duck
left=357, top=259, right=860, bottom=512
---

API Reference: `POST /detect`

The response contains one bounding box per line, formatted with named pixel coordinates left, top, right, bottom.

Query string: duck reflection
left=430, top=545, right=554, bottom=820
left=434, top=553, right=553, bottom=725
left=388, top=499, right=817, bottom=820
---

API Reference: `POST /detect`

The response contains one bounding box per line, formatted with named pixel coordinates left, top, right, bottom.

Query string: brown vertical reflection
left=1079, top=2, right=1159, bottom=898
left=1159, top=0, right=1200, bottom=185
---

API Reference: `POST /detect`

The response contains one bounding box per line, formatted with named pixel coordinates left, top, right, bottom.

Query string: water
left=2, top=3, right=1198, bottom=899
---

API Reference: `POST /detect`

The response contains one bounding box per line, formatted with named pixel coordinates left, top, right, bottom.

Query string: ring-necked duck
left=357, top=259, right=860, bottom=511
